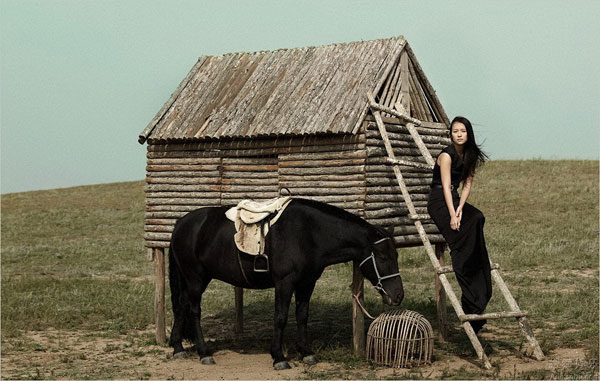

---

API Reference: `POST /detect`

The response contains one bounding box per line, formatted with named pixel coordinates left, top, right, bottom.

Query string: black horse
left=168, top=198, right=404, bottom=369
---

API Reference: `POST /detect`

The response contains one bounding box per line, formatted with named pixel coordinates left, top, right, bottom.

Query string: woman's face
left=451, top=122, right=468, bottom=146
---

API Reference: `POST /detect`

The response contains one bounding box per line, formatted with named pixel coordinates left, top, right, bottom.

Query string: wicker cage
left=366, top=310, right=434, bottom=368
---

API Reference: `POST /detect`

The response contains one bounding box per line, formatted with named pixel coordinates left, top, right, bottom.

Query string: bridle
left=358, top=237, right=402, bottom=297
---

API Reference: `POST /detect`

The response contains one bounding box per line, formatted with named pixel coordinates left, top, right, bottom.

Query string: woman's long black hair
left=450, top=116, right=488, bottom=183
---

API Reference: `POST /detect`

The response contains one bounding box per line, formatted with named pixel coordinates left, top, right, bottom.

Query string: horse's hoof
left=274, top=361, right=291, bottom=370
left=201, top=356, right=216, bottom=365
left=173, top=351, right=189, bottom=359
left=302, top=355, right=318, bottom=365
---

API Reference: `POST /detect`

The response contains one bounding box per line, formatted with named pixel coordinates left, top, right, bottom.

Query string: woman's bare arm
left=438, top=153, right=460, bottom=230
left=456, top=175, right=473, bottom=222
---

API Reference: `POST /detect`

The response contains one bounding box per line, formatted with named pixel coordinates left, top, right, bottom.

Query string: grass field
left=1, top=160, right=598, bottom=379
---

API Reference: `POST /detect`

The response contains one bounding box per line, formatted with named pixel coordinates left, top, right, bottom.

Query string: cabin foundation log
left=235, top=287, right=244, bottom=333
left=154, top=247, right=166, bottom=344
left=351, top=262, right=366, bottom=356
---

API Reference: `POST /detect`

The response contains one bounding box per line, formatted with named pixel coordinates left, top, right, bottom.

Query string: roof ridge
left=205, top=35, right=405, bottom=59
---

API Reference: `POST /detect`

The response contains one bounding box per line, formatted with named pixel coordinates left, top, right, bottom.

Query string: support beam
left=154, top=247, right=166, bottom=344
left=351, top=262, right=366, bottom=356
left=234, top=287, right=244, bottom=333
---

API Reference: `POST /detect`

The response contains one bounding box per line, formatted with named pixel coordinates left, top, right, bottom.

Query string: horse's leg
left=271, top=277, right=295, bottom=370
left=295, top=280, right=318, bottom=365
left=189, top=276, right=215, bottom=364
left=169, top=298, right=188, bottom=358
left=168, top=247, right=190, bottom=358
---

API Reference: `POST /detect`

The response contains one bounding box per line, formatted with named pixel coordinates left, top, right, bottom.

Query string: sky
left=1, top=0, right=598, bottom=194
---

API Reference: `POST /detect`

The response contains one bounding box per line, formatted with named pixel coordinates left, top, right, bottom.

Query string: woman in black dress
left=427, top=116, right=491, bottom=334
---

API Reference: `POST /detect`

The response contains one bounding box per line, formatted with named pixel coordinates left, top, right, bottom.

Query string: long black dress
left=427, top=144, right=492, bottom=333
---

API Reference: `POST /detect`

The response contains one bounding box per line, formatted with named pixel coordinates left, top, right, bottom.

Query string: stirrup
left=253, top=254, right=269, bottom=272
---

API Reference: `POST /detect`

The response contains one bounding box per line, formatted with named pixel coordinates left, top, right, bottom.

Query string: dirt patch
left=561, top=268, right=599, bottom=279
left=1, top=329, right=596, bottom=379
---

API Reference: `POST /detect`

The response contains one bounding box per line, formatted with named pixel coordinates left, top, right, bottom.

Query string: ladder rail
left=396, top=102, right=435, bottom=167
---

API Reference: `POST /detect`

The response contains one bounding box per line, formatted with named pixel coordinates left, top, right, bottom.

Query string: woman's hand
left=450, top=213, right=461, bottom=231
left=455, top=205, right=463, bottom=221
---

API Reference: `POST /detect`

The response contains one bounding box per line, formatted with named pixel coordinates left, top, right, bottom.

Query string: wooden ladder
left=366, top=92, right=545, bottom=369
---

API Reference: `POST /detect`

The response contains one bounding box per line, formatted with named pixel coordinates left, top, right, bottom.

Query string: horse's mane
left=291, top=198, right=391, bottom=239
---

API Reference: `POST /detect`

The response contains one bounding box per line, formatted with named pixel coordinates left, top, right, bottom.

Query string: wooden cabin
left=139, top=35, right=452, bottom=344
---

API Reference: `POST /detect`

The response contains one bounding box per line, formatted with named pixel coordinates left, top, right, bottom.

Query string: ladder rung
left=409, top=214, right=431, bottom=221
left=437, top=263, right=500, bottom=274
left=459, top=310, right=528, bottom=322
left=368, top=100, right=422, bottom=126
left=385, top=157, right=433, bottom=170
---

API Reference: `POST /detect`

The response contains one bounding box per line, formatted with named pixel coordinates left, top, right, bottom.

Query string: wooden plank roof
left=139, top=36, right=409, bottom=144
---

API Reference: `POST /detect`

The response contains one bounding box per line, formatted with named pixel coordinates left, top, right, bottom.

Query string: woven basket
left=366, top=309, right=434, bottom=368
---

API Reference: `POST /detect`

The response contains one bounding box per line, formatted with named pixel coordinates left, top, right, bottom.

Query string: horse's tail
left=168, top=241, right=197, bottom=345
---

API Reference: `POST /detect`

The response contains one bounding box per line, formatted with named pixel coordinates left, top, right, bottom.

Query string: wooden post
left=435, top=244, right=448, bottom=342
left=351, top=262, right=366, bottom=356
left=234, top=287, right=244, bottom=333
left=154, top=247, right=166, bottom=344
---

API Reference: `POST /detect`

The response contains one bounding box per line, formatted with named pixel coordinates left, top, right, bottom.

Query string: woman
left=427, top=116, right=491, bottom=334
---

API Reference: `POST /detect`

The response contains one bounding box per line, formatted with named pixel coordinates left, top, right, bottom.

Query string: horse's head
left=358, top=231, right=404, bottom=306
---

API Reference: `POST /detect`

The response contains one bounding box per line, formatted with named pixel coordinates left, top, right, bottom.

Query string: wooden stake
left=351, top=262, right=366, bottom=356
left=235, top=287, right=244, bottom=333
left=154, top=247, right=167, bottom=344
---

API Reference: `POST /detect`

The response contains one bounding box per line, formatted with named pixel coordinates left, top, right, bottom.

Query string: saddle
left=225, top=196, right=292, bottom=272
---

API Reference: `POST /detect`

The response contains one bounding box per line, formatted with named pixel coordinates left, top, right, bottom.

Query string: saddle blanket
left=225, top=196, right=292, bottom=255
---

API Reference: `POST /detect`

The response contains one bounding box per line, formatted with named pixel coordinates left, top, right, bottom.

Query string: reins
left=352, top=291, right=377, bottom=320
left=353, top=236, right=401, bottom=319
left=358, top=237, right=402, bottom=298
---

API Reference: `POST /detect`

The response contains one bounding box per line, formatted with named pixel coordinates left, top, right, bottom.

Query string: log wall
left=144, top=119, right=449, bottom=249
left=144, top=134, right=365, bottom=248
left=144, top=154, right=221, bottom=248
